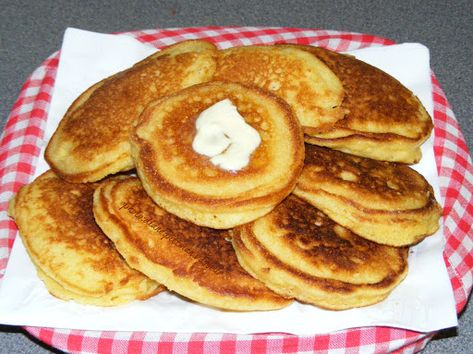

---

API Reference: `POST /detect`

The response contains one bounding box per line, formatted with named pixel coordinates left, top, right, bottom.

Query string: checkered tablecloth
left=1, top=27, right=472, bottom=354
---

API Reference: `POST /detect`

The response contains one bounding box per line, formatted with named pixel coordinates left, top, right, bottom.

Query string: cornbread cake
left=93, top=177, right=292, bottom=311
left=130, top=81, right=305, bottom=229
left=45, top=40, right=218, bottom=182
left=232, top=196, right=409, bottom=310
left=286, top=45, right=433, bottom=163
left=294, top=144, right=441, bottom=246
left=8, top=171, right=163, bottom=306
left=213, top=45, right=345, bottom=133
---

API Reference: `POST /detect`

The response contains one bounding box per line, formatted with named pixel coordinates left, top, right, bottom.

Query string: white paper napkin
left=0, top=28, right=458, bottom=334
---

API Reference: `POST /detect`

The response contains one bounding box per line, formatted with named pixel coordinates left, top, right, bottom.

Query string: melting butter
left=192, top=99, right=261, bottom=171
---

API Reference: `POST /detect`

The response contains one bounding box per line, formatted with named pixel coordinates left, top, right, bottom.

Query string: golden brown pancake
left=284, top=45, right=433, bottom=163
left=8, top=171, right=163, bottom=306
left=45, top=40, right=218, bottom=183
left=232, top=196, right=409, bottom=310
left=294, top=144, right=441, bottom=246
left=93, top=176, right=292, bottom=311
left=213, top=45, right=345, bottom=131
left=130, top=81, right=305, bottom=229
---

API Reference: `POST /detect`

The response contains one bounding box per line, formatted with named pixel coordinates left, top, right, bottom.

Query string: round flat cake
left=294, top=144, right=441, bottom=246
left=9, top=171, right=163, bottom=306
left=214, top=45, right=345, bottom=132
left=131, top=81, right=305, bottom=228
left=232, top=196, right=409, bottom=310
left=288, top=45, right=433, bottom=163
left=45, top=40, right=218, bottom=182
left=93, top=177, right=291, bottom=311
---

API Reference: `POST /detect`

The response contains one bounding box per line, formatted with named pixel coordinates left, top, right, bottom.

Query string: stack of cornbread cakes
left=9, top=40, right=442, bottom=311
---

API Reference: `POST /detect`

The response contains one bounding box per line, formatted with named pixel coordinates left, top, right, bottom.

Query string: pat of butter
left=192, top=99, right=261, bottom=171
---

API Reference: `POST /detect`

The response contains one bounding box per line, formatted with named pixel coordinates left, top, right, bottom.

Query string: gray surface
left=0, top=0, right=471, bottom=353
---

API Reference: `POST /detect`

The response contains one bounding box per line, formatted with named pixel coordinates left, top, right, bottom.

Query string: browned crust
left=234, top=227, right=408, bottom=294
left=299, top=144, right=434, bottom=206
left=294, top=44, right=433, bottom=137
left=232, top=225, right=408, bottom=310
left=249, top=195, right=409, bottom=279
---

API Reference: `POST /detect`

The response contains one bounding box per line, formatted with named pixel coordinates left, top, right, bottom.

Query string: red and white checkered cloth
left=1, top=27, right=472, bottom=354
